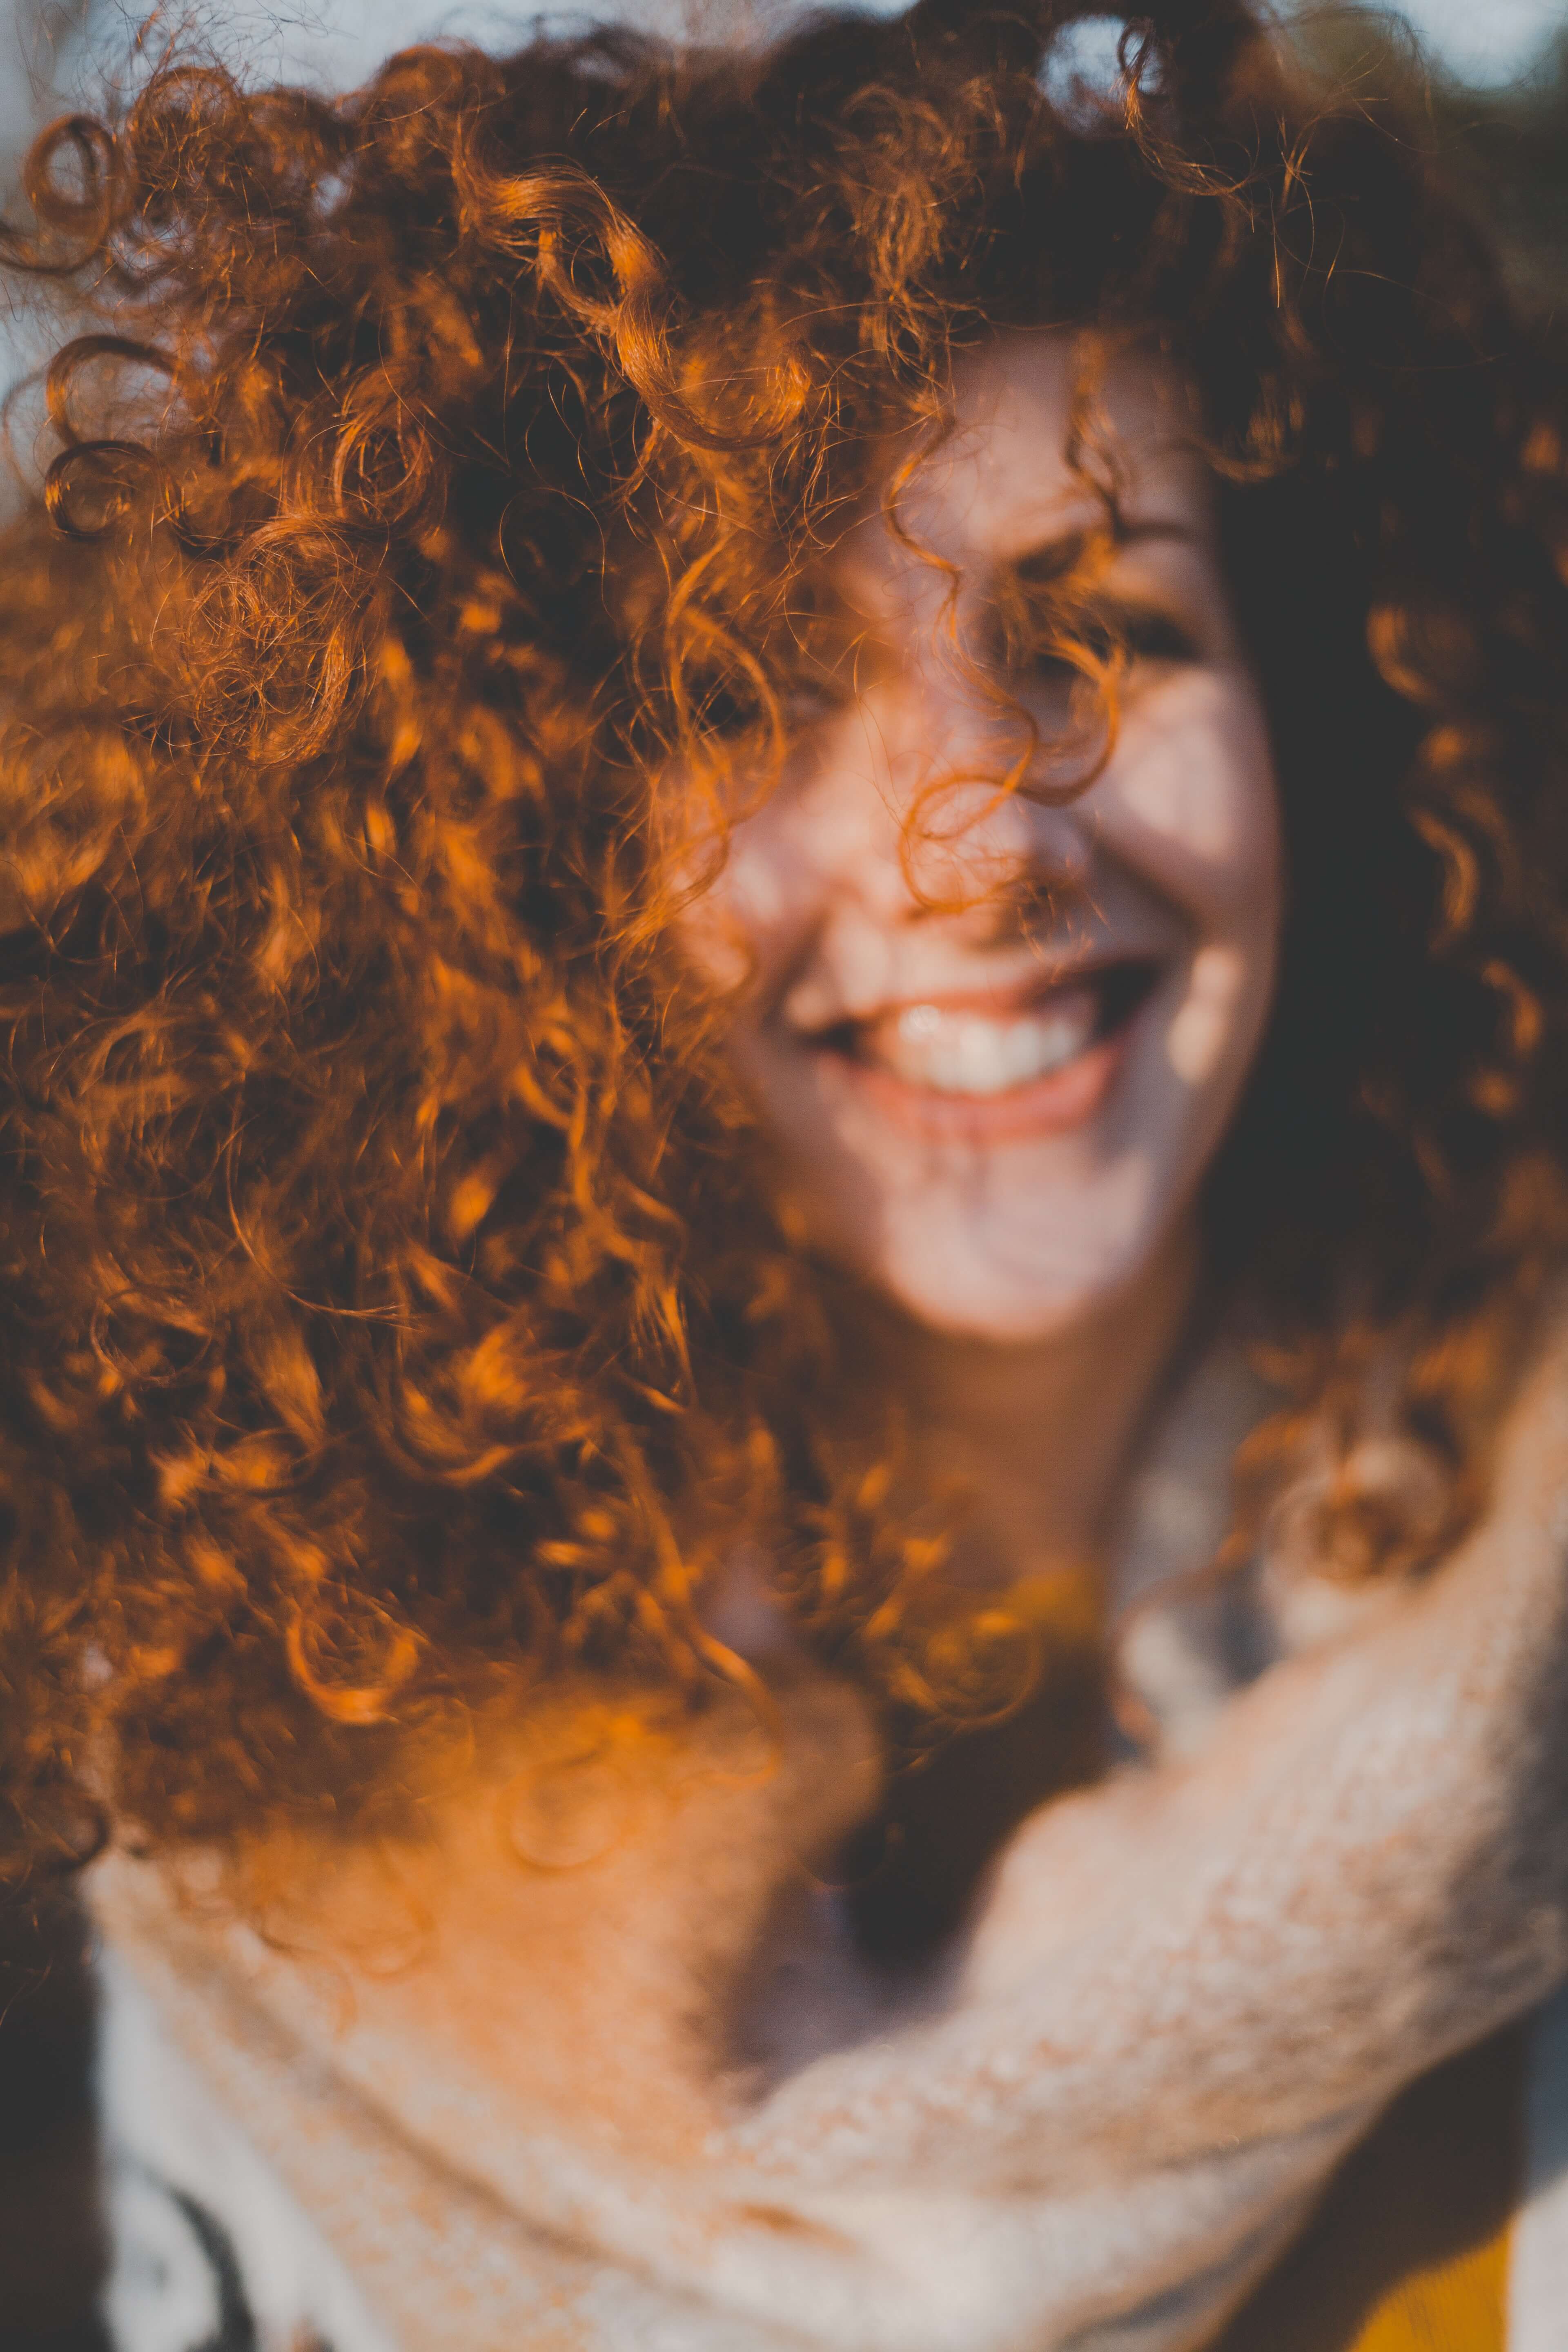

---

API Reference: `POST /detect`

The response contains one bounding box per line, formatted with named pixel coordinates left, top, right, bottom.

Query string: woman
left=2, top=2, right=1567, bottom=2345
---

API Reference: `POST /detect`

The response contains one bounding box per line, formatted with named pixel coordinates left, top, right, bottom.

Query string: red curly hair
left=0, top=0, right=1565, bottom=1889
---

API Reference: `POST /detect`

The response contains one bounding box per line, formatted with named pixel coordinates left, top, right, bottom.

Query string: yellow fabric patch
left=1346, top=2216, right=1510, bottom=2352
left=1211, top=2027, right=1523, bottom=2352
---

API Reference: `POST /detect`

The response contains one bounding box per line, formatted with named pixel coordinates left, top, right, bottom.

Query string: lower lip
left=815, top=1020, right=1135, bottom=1146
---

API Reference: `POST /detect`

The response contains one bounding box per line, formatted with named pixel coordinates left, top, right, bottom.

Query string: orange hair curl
left=0, top=0, right=1565, bottom=1886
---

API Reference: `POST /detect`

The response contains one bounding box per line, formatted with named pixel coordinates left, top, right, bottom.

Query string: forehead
left=849, top=330, right=1216, bottom=586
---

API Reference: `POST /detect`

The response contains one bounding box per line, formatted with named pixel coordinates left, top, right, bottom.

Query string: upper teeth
left=866, top=989, right=1097, bottom=1096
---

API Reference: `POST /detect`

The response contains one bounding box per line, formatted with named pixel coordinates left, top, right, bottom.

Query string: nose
left=791, top=660, right=1096, bottom=926
left=710, top=659, right=1100, bottom=1025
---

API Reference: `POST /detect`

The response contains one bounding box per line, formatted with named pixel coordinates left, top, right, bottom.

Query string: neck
left=873, top=1216, right=1200, bottom=1595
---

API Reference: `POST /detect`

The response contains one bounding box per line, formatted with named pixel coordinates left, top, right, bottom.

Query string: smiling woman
left=0, top=3, right=1567, bottom=2348
left=681, top=336, right=1281, bottom=1342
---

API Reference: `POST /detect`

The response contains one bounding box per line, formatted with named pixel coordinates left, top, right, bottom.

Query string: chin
left=860, top=1231, right=1160, bottom=1347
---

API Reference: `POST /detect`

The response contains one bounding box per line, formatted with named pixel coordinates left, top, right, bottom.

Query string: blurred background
left=1294, top=0, right=1567, bottom=312
left=0, top=0, right=1563, bottom=373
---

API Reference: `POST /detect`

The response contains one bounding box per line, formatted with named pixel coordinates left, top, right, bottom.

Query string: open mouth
left=791, top=958, right=1161, bottom=1143
left=808, top=960, right=1159, bottom=1098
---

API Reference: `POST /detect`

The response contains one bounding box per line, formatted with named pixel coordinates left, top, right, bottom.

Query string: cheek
left=1100, top=671, right=1282, bottom=945
left=1166, top=941, right=1266, bottom=1089
left=672, top=768, right=847, bottom=1008
left=673, top=817, right=795, bottom=1000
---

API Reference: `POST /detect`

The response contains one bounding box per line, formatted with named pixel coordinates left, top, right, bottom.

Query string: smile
left=800, top=960, right=1161, bottom=1140
left=869, top=989, right=1098, bottom=1096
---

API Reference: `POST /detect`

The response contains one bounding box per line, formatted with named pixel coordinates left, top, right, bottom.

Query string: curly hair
left=0, top=0, right=1564, bottom=1889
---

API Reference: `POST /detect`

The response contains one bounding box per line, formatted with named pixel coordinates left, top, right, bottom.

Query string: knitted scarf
left=89, top=1311, right=1568, bottom=2352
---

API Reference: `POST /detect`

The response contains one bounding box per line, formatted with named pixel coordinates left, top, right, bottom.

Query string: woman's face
left=680, top=333, right=1283, bottom=1343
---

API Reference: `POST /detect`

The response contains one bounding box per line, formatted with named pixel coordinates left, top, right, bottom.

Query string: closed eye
left=691, top=671, right=845, bottom=744
left=1025, top=600, right=1205, bottom=688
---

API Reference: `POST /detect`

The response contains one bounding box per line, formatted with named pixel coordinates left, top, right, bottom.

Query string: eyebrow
left=1003, top=515, right=1197, bottom=586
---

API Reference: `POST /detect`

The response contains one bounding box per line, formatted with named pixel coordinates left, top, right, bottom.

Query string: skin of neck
left=868, top=1210, right=1201, bottom=1600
